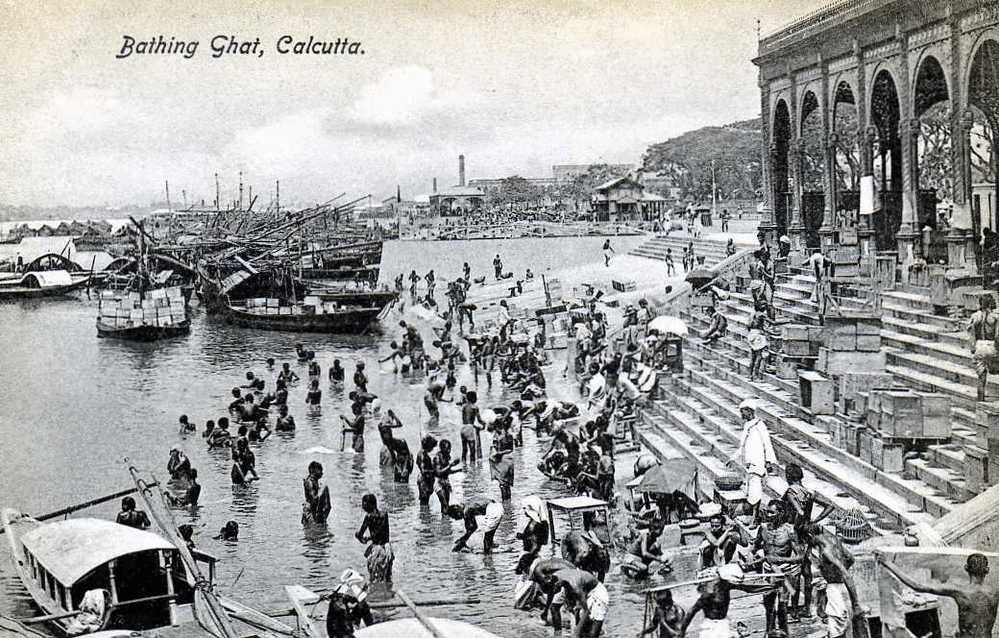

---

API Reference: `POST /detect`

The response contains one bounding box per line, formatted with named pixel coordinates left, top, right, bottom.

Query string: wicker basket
left=832, top=508, right=874, bottom=544
left=714, top=474, right=743, bottom=491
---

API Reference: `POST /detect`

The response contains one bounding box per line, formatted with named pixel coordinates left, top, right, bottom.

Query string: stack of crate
left=817, top=314, right=885, bottom=376
left=99, top=287, right=186, bottom=328
left=854, top=388, right=951, bottom=472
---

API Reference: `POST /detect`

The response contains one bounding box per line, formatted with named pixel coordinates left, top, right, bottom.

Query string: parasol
left=635, top=458, right=697, bottom=494
left=647, top=315, right=688, bottom=336
left=685, top=268, right=716, bottom=289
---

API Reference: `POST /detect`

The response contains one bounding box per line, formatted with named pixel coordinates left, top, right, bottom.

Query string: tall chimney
left=459, top=155, right=466, bottom=187
left=433, top=177, right=438, bottom=193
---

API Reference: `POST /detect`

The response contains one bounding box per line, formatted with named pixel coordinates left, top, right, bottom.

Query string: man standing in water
left=302, top=461, right=331, bottom=525
left=116, top=497, right=151, bottom=529
left=548, top=568, right=609, bottom=638
left=877, top=552, right=999, bottom=638
left=494, top=253, right=503, bottom=279
left=355, top=494, right=393, bottom=583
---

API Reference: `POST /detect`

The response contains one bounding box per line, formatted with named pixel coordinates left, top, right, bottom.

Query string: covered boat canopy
left=19, top=271, right=74, bottom=288
left=20, top=518, right=174, bottom=586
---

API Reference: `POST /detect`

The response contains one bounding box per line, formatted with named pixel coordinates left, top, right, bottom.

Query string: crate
left=844, top=423, right=862, bottom=456
left=966, top=446, right=990, bottom=493
left=921, top=393, right=951, bottom=438
left=279, top=307, right=292, bottom=315
left=879, top=391, right=922, bottom=437
left=266, top=298, right=279, bottom=308
left=784, top=339, right=812, bottom=356
left=870, top=437, right=904, bottom=473
left=827, top=332, right=857, bottom=351
left=266, top=307, right=280, bottom=315
left=854, top=317, right=881, bottom=336
left=782, top=324, right=810, bottom=341
left=856, top=335, right=882, bottom=351
left=612, top=280, right=637, bottom=292
left=799, top=370, right=835, bottom=415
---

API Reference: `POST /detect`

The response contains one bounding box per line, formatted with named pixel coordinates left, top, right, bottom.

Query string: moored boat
left=223, top=290, right=396, bottom=333
left=0, top=270, right=90, bottom=300
left=96, top=285, right=191, bottom=340
left=1, top=509, right=218, bottom=636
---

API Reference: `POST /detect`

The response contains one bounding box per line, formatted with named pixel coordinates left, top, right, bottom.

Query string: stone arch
left=832, top=80, right=862, bottom=218
left=912, top=54, right=950, bottom=118
left=963, top=29, right=999, bottom=111
left=869, top=68, right=903, bottom=250
left=772, top=98, right=793, bottom=236
left=796, top=81, right=824, bottom=133
left=965, top=36, right=999, bottom=242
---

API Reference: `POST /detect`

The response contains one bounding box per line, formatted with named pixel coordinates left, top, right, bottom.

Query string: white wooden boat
left=2, top=509, right=217, bottom=636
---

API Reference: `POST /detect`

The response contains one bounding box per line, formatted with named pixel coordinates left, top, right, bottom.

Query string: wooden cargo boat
left=96, top=285, right=190, bottom=340
left=223, top=290, right=396, bottom=333
left=1, top=509, right=218, bottom=636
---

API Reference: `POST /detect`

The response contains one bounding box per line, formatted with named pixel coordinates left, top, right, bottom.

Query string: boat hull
left=1, top=509, right=95, bottom=636
left=0, top=278, right=90, bottom=301
left=223, top=307, right=382, bottom=333
left=96, top=319, right=192, bottom=341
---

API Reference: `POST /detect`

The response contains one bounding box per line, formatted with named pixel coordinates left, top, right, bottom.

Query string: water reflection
left=0, top=237, right=651, bottom=637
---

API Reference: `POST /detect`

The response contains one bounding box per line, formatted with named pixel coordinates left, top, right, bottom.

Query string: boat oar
left=396, top=590, right=445, bottom=638
left=0, top=484, right=157, bottom=534
left=260, top=596, right=480, bottom=618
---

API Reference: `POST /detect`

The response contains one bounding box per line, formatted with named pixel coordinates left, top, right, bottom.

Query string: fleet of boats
left=0, top=197, right=398, bottom=340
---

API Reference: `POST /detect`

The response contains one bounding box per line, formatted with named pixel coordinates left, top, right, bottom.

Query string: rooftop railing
left=759, top=0, right=894, bottom=57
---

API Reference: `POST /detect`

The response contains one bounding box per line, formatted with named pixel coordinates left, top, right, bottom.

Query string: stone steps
left=652, top=367, right=942, bottom=527
left=675, top=342, right=962, bottom=515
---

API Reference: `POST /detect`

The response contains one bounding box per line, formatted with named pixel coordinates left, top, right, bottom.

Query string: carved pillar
left=948, top=108, right=978, bottom=274
left=788, top=138, right=807, bottom=256
left=758, top=82, right=778, bottom=247
left=858, top=127, right=878, bottom=261
left=896, top=117, right=922, bottom=265
left=820, top=131, right=838, bottom=250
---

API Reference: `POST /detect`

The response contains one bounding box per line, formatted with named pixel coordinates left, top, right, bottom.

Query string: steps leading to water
left=634, top=248, right=996, bottom=535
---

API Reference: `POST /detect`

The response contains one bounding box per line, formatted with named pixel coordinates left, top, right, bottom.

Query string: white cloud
left=29, top=87, right=127, bottom=136
left=349, top=65, right=473, bottom=127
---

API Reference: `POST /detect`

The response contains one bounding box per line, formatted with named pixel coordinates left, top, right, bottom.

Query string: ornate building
left=753, top=0, right=999, bottom=281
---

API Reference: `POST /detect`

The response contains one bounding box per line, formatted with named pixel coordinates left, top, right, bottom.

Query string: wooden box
left=782, top=324, right=810, bottom=341
left=920, top=393, right=951, bottom=438
left=784, top=339, right=812, bottom=356
left=965, top=446, right=990, bottom=493
left=829, top=419, right=846, bottom=450
left=844, top=423, right=862, bottom=456
left=856, top=334, right=882, bottom=351
left=978, top=403, right=999, bottom=448
left=827, top=332, right=858, bottom=351
left=799, top=370, right=835, bottom=415
left=854, top=317, right=882, bottom=336
left=871, top=437, right=904, bottom=473
left=859, top=428, right=875, bottom=464
left=880, top=391, right=923, bottom=437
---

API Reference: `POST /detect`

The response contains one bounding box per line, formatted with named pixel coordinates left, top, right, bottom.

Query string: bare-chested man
left=530, top=557, right=575, bottom=631
left=548, top=568, right=608, bottom=638
left=678, top=575, right=738, bottom=638
left=799, top=523, right=864, bottom=638
left=754, top=500, right=801, bottom=638
left=877, top=551, right=999, bottom=638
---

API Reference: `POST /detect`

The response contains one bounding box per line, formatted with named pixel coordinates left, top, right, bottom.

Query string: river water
left=0, top=236, right=652, bottom=637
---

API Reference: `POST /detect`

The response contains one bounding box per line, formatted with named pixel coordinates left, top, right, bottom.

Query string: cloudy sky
left=0, top=0, right=825, bottom=207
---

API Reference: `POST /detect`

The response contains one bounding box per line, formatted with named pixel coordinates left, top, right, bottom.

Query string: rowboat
left=1, top=509, right=218, bottom=636
left=0, top=271, right=90, bottom=300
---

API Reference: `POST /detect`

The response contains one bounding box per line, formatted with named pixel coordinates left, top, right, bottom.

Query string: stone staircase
left=635, top=255, right=996, bottom=534
left=629, top=235, right=738, bottom=267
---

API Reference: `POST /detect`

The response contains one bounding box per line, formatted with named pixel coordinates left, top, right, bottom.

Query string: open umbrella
left=636, top=458, right=698, bottom=495
left=647, top=315, right=688, bottom=336
left=685, top=268, right=716, bottom=289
